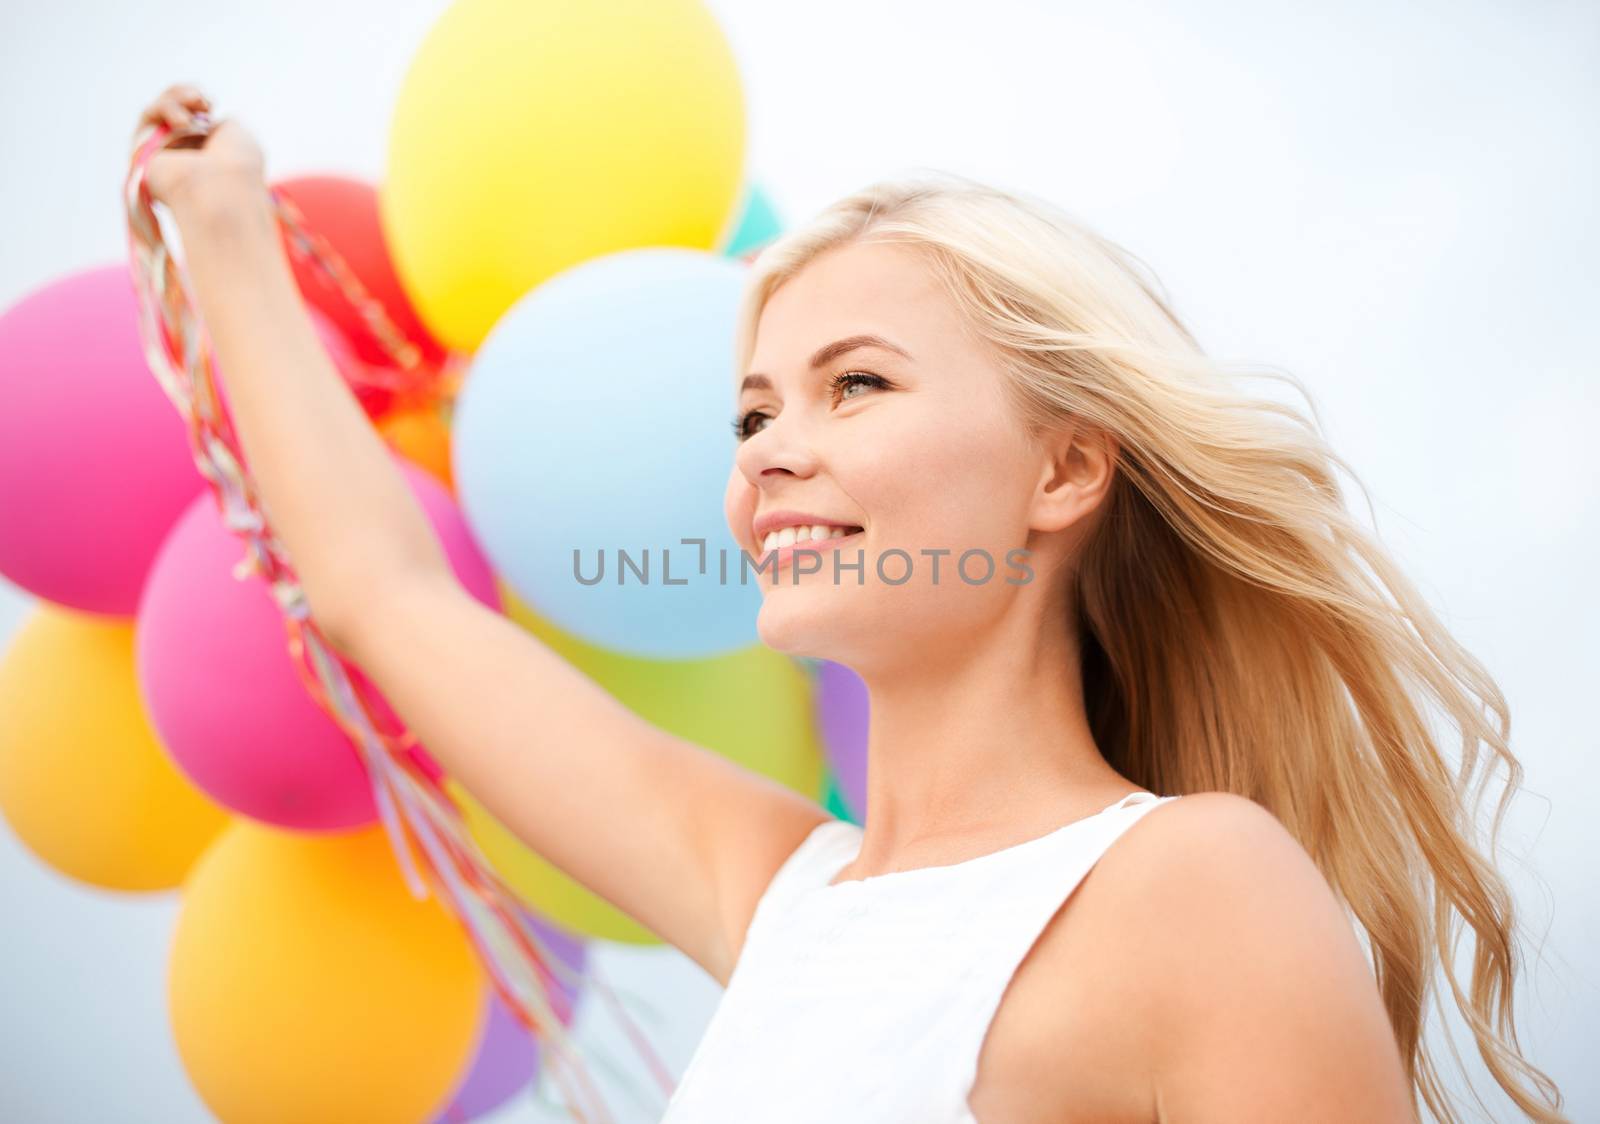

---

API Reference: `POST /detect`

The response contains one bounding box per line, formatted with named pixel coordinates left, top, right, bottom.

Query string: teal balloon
left=452, top=248, right=761, bottom=659
left=822, top=769, right=860, bottom=825
left=721, top=183, right=784, bottom=258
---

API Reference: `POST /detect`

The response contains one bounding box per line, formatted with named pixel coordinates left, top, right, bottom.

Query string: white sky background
left=1, top=0, right=1595, bottom=1120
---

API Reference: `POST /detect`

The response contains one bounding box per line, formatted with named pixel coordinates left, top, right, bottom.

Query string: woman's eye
left=731, top=371, right=888, bottom=442
left=830, top=370, right=887, bottom=402
left=730, top=411, right=769, bottom=441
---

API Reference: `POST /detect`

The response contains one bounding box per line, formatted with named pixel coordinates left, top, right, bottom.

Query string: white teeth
left=759, top=524, right=860, bottom=553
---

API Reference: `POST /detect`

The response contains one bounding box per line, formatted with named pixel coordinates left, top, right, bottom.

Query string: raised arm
left=137, top=86, right=831, bottom=982
left=141, top=93, right=451, bottom=635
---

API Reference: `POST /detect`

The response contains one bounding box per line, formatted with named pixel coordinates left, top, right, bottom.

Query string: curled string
left=124, top=115, right=677, bottom=1121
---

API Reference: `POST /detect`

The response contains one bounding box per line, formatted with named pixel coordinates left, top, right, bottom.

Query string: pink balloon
left=135, top=457, right=500, bottom=830
left=216, top=310, right=443, bottom=787
left=0, top=265, right=206, bottom=615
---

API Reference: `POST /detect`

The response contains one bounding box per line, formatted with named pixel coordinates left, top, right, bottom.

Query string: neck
left=842, top=604, right=1136, bottom=877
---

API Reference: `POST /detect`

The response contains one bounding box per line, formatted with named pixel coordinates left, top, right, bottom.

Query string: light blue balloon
left=452, top=248, right=761, bottom=659
left=720, top=182, right=784, bottom=259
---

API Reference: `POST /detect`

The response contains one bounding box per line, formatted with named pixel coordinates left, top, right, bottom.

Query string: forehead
left=744, top=240, right=962, bottom=378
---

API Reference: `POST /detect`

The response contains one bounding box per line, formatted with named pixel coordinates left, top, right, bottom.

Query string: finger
left=135, top=98, right=185, bottom=133
left=165, top=94, right=195, bottom=125
left=166, top=84, right=212, bottom=112
left=137, top=86, right=209, bottom=131
left=157, top=94, right=209, bottom=132
left=136, top=99, right=167, bottom=129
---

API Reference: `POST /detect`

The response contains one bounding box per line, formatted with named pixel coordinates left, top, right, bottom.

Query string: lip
left=758, top=529, right=867, bottom=574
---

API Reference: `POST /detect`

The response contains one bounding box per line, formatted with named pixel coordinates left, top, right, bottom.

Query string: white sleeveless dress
left=659, top=790, right=1181, bottom=1122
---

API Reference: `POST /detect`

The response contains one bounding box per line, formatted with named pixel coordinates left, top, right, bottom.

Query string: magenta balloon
left=0, top=265, right=206, bottom=614
left=429, top=911, right=589, bottom=1123
left=134, top=457, right=501, bottom=830
left=814, top=660, right=869, bottom=818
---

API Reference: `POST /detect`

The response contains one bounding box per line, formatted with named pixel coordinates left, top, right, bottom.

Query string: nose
left=734, top=410, right=820, bottom=487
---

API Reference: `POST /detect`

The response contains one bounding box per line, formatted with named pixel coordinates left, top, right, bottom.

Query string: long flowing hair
left=732, top=170, right=1566, bottom=1123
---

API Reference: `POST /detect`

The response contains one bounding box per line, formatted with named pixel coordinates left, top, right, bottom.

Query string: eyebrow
left=740, top=334, right=912, bottom=393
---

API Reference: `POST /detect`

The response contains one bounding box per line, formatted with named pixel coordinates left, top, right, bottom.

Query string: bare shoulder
left=1085, top=791, right=1343, bottom=938
left=1111, top=790, right=1314, bottom=892
left=1103, top=792, right=1416, bottom=1122
left=1106, top=791, right=1377, bottom=1007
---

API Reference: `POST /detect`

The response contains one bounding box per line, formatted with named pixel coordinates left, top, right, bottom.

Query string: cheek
left=857, top=413, right=1022, bottom=546
left=724, top=469, right=755, bottom=552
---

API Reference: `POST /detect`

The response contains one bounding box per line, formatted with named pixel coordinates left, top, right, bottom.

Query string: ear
left=1029, top=420, right=1119, bottom=534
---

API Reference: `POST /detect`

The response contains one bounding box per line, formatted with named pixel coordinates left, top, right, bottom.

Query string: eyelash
left=730, top=370, right=889, bottom=442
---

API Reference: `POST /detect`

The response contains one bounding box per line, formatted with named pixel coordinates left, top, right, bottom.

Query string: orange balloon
left=0, top=605, right=227, bottom=890
left=379, top=401, right=455, bottom=493
left=170, top=820, right=484, bottom=1124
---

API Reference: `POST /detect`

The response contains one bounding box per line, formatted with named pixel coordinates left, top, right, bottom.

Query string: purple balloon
left=429, top=910, right=590, bottom=1123
left=814, top=660, right=869, bottom=819
left=0, top=265, right=206, bottom=615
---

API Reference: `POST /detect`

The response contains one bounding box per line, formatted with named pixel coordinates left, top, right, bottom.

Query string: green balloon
left=721, top=182, right=783, bottom=258
left=463, top=583, right=826, bottom=943
left=821, top=768, right=860, bottom=825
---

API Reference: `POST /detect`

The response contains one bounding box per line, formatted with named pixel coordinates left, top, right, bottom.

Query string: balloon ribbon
left=124, top=114, right=678, bottom=1122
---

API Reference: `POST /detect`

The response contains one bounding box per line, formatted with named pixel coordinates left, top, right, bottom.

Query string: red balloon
left=271, top=175, right=453, bottom=417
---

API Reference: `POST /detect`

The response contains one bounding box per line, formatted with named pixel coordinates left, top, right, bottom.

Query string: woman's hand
left=134, top=84, right=269, bottom=227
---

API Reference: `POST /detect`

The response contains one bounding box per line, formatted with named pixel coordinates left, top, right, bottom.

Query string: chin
left=755, top=585, right=873, bottom=663
left=754, top=591, right=835, bottom=659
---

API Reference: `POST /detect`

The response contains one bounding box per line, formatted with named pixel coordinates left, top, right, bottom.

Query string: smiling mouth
left=758, top=528, right=866, bottom=572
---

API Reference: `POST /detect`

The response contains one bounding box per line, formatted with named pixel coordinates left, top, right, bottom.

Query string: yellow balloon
left=381, top=0, right=747, bottom=351
left=0, top=605, right=227, bottom=890
left=170, top=821, right=484, bottom=1124
left=454, top=584, right=823, bottom=943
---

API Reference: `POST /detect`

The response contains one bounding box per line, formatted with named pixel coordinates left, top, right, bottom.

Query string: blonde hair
left=735, top=170, right=1566, bottom=1123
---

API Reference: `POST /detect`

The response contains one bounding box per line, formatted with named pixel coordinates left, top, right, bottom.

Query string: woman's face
left=723, top=239, right=1064, bottom=666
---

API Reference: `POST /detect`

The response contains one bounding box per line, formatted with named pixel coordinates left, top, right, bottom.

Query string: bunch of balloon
left=0, top=243, right=536, bottom=1123
left=4, top=0, right=851, bottom=1117
left=0, top=160, right=586, bottom=1120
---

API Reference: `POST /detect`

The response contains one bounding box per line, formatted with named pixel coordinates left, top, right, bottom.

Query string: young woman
left=136, top=84, right=1566, bottom=1123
